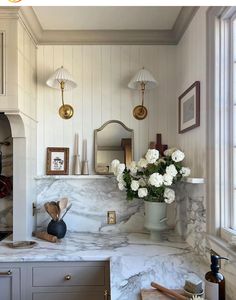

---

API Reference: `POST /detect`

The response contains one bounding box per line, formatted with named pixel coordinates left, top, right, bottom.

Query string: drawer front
left=32, top=291, right=105, bottom=300
left=32, top=266, right=105, bottom=287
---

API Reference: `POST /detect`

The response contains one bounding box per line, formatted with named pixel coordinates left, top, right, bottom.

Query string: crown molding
left=172, top=6, right=199, bottom=43
left=18, top=7, right=42, bottom=45
left=41, top=29, right=175, bottom=45
left=0, top=7, right=20, bottom=18
left=0, top=6, right=199, bottom=45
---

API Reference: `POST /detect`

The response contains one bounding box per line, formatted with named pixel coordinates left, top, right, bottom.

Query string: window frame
left=207, top=6, right=236, bottom=241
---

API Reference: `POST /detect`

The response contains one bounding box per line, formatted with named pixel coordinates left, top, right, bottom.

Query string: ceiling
left=32, top=6, right=182, bottom=30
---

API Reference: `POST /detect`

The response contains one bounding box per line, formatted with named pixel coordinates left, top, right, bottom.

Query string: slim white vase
left=73, top=155, right=81, bottom=175
left=144, top=201, right=168, bottom=241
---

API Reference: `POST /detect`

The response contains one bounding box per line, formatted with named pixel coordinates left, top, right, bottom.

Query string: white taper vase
left=73, top=155, right=81, bottom=175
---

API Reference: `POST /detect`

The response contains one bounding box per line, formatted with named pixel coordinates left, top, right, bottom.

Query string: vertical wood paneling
left=82, top=46, right=93, bottom=171
left=101, top=46, right=112, bottom=123
left=120, top=46, right=132, bottom=127
left=72, top=46, right=83, bottom=158
left=111, top=46, right=121, bottom=120
left=91, top=46, right=102, bottom=130
left=176, top=7, right=207, bottom=178
left=37, top=47, right=45, bottom=174
left=129, top=46, right=141, bottom=161
left=37, top=45, right=176, bottom=175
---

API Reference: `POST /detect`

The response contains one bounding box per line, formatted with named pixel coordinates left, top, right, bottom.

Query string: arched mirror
left=94, top=120, right=134, bottom=174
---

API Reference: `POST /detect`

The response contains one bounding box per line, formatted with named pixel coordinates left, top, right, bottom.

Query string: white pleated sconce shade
left=46, top=66, right=77, bottom=90
left=128, top=68, right=158, bottom=90
left=128, top=67, right=158, bottom=120
left=46, top=66, right=77, bottom=120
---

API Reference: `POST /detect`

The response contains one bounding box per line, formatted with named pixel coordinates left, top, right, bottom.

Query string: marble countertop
left=0, top=231, right=192, bottom=262
left=0, top=231, right=207, bottom=300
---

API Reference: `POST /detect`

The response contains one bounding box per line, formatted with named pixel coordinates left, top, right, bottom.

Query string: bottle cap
left=210, top=255, right=229, bottom=273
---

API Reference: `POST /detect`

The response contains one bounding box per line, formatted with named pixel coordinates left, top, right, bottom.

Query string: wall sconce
left=46, top=66, right=77, bottom=120
left=128, top=67, right=158, bottom=120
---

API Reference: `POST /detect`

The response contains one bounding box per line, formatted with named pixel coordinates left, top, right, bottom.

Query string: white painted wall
left=14, top=21, right=37, bottom=239
left=175, top=7, right=207, bottom=178
left=0, top=19, right=18, bottom=111
left=37, top=45, right=176, bottom=175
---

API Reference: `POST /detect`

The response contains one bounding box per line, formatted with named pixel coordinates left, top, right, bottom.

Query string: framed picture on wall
left=46, top=147, right=69, bottom=175
left=178, top=81, right=200, bottom=133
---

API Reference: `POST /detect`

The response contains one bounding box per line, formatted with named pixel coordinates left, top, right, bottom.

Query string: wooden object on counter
left=151, top=282, right=188, bottom=300
left=33, top=231, right=58, bottom=243
left=141, top=289, right=184, bottom=300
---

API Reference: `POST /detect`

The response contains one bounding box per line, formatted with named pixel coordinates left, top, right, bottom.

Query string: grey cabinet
left=0, top=261, right=110, bottom=300
left=0, top=267, right=21, bottom=300
left=30, top=261, right=110, bottom=300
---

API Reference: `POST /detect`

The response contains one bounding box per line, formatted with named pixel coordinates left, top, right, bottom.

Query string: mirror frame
left=94, top=120, right=134, bottom=174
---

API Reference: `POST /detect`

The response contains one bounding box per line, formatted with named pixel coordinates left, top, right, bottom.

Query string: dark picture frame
left=178, top=81, right=200, bottom=133
left=46, top=147, right=69, bottom=175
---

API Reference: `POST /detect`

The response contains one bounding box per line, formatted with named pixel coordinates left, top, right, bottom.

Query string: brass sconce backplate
left=133, top=105, right=148, bottom=120
left=59, top=104, right=74, bottom=119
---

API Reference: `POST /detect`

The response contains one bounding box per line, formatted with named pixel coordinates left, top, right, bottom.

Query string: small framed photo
left=178, top=81, right=200, bottom=133
left=46, top=147, right=69, bottom=175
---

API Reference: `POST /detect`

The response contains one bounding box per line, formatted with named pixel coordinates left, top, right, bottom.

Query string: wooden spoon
left=57, top=198, right=68, bottom=219
left=44, top=202, right=59, bottom=221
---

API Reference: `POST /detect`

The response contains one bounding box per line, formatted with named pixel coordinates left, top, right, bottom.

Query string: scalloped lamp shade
left=128, top=68, right=158, bottom=90
left=46, top=66, right=77, bottom=90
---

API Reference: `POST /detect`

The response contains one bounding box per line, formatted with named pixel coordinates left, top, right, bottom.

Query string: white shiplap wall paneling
left=37, top=45, right=176, bottom=175
left=176, top=7, right=207, bottom=177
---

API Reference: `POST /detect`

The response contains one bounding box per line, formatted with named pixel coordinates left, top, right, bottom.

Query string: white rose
left=137, top=158, right=148, bottom=169
left=116, top=174, right=125, bottom=187
left=131, top=180, right=139, bottom=191
left=180, top=167, right=191, bottom=177
left=164, top=188, right=175, bottom=204
left=128, top=161, right=138, bottom=175
left=163, top=173, right=173, bottom=186
left=138, top=188, right=148, bottom=198
left=118, top=182, right=125, bottom=191
left=164, top=148, right=177, bottom=157
left=148, top=173, right=163, bottom=187
left=111, top=159, right=120, bottom=174
left=145, top=149, right=159, bottom=164
left=116, top=163, right=125, bottom=175
left=171, top=150, right=185, bottom=162
left=139, top=178, right=146, bottom=187
left=166, top=164, right=178, bottom=177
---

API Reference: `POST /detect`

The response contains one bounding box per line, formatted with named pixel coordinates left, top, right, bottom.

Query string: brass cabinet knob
left=64, top=274, right=71, bottom=280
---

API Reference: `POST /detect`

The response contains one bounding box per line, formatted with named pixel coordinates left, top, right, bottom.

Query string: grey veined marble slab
left=0, top=231, right=208, bottom=300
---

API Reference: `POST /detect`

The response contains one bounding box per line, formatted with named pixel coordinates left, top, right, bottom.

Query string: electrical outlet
left=107, top=211, right=116, bottom=224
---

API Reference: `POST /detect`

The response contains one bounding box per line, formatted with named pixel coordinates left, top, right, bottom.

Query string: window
left=232, top=18, right=236, bottom=231
left=207, top=7, right=236, bottom=241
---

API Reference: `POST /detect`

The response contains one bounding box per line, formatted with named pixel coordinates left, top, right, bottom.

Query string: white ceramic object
left=144, top=201, right=168, bottom=241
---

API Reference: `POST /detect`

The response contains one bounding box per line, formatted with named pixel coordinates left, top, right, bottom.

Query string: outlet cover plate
left=107, top=211, right=116, bottom=224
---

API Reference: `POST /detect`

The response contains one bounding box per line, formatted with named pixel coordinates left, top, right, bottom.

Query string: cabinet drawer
left=32, top=291, right=105, bottom=300
left=32, top=265, right=105, bottom=287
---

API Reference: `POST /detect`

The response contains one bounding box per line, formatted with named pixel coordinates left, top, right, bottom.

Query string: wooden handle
left=151, top=282, right=188, bottom=300
left=33, top=231, right=58, bottom=243
left=0, top=270, right=12, bottom=276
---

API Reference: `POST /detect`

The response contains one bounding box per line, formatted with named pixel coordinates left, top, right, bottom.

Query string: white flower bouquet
left=111, top=148, right=190, bottom=203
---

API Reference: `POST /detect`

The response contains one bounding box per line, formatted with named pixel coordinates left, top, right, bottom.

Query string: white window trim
left=207, top=6, right=236, bottom=242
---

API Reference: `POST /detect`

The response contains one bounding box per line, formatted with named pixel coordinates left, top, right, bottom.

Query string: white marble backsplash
left=36, top=177, right=145, bottom=233
left=35, top=177, right=207, bottom=238
left=175, top=182, right=208, bottom=256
